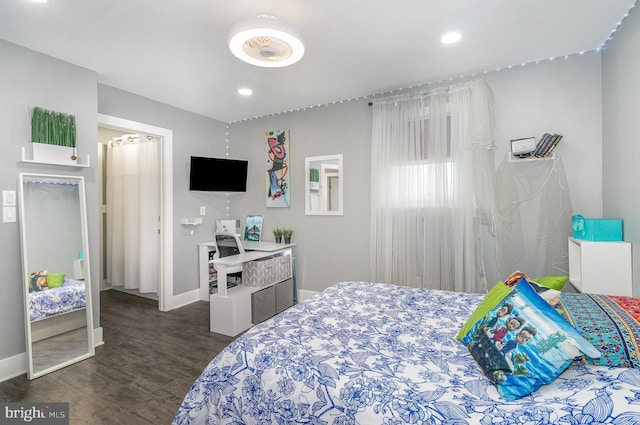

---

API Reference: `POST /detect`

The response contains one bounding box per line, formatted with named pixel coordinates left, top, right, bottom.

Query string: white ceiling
left=0, top=0, right=635, bottom=123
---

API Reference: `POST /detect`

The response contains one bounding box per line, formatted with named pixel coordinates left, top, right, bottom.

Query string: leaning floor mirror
left=18, top=173, right=95, bottom=379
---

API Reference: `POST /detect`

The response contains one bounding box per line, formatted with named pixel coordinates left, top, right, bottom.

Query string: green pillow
left=46, top=273, right=66, bottom=288
left=456, top=281, right=511, bottom=342
left=532, top=276, right=567, bottom=291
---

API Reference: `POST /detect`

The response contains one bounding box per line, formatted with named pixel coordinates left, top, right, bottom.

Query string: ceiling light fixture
left=228, top=14, right=305, bottom=68
left=440, top=31, right=463, bottom=45
left=238, top=88, right=253, bottom=96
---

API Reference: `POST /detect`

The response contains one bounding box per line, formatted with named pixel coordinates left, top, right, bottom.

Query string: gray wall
left=0, top=39, right=99, bottom=360
left=602, top=6, right=640, bottom=297
left=232, top=53, right=605, bottom=290
left=97, top=85, right=228, bottom=296
left=227, top=102, right=372, bottom=292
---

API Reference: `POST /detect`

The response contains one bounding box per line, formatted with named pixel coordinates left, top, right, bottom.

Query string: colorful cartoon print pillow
left=29, top=270, right=48, bottom=292
left=456, top=271, right=568, bottom=342
left=460, top=277, right=600, bottom=400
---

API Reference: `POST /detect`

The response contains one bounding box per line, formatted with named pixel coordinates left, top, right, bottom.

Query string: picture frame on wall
left=265, top=129, right=290, bottom=207
left=244, top=214, right=264, bottom=241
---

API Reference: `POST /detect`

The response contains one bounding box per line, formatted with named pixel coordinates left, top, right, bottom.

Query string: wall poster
left=265, top=129, right=290, bottom=207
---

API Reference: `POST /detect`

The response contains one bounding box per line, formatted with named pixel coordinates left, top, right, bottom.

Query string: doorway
left=97, top=114, right=174, bottom=311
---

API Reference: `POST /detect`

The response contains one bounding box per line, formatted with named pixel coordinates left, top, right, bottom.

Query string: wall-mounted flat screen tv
left=189, top=156, right=248, bottom=192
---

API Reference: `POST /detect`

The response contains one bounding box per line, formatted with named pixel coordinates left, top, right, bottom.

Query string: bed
left=174, top=281, right=640, bottom=424
left=28, top=278, right=86, bottom=322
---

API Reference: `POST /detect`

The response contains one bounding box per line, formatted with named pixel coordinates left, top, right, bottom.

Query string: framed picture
left=244, top=215, right=264, bottom=241
left=265, top=129, right=290, bottom=207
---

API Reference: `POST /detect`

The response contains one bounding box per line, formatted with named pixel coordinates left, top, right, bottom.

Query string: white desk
left=199, top=240, right=296, bottom=336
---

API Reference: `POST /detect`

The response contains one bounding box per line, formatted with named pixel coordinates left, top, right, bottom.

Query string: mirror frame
left=18, top=172, right=95, bottom=379
left=305, top=154, right=344, bottom=216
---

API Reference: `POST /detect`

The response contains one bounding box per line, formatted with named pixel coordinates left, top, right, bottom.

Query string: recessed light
left=440, top=31, right=462, bottom=45
left=238, top=88, right=253, bottom=96
left=32, top=0, right=49, bottom=3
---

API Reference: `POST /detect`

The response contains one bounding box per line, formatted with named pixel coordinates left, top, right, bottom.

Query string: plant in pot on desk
left=282, top=228, right=293, bottom=244
left=273, top=228, right=283, bottom=243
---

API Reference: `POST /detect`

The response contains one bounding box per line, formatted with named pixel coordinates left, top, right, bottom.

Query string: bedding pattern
left=28, top=278, right=86, bottom=321
left=175, top=281, right=640, bottom=424
left=559, top=292, right=640, bottom=369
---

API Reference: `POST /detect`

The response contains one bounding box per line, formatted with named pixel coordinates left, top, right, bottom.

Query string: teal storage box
left=572, top=215, right=623, bottom=241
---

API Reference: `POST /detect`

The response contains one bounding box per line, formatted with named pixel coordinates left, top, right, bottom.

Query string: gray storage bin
left=251, top=286, right=276, bottom=324
left=275, top=278, right=294, bottom=313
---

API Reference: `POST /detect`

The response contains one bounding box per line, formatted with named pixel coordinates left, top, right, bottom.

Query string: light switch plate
left=200, top=206, right=206, bottom=216
left=2, top=190, right=16, bottom=207
left=3, top=206, right=16, bottom=223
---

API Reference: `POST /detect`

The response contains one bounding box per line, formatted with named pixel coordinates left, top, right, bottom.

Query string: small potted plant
left=272, top=228, right=283, bottom=243
left=282, top=228, right=293, bottom=244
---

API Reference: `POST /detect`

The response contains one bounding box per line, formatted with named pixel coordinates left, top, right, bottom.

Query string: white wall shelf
left=19, top=147, right=90, bottom=168
left=180, top=218, right=203, bottom=225
left=507, top=152, right=557, bottom=162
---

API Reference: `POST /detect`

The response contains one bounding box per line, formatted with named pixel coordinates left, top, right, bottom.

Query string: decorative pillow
left=46, top=273, right=66, bottom=288
left=29, top=270, right=48, bottom=293
left=456, top=281, right=511, bottom=342
left=456, top=273, right=569, bottom=342
left=460, top=277, right=600, bottom=401
left=558, top=293, right=640, bottom=368
left=506, top=271, right=568, bottom=307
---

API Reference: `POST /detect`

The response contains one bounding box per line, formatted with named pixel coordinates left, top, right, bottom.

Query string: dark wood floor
left=0, top=290, right=236, bottom=424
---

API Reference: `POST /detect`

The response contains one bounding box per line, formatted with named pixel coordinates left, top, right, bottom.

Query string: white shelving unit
left=568, top=237, right=633, bottom=296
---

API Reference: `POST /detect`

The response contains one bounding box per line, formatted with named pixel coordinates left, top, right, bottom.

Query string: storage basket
left=572, top=215, right=622, bottom=241
left=242, top=254, right=292, bottom=287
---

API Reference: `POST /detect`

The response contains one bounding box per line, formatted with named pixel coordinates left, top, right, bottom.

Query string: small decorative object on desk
left=272, top=228, right=283, bottom=243
left=244, top=214, right=263, bottom=241
left=282, top=228, right=293, bottom=244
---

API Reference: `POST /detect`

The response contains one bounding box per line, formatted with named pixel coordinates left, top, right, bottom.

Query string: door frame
left=98, top=113, right=174, bottom=312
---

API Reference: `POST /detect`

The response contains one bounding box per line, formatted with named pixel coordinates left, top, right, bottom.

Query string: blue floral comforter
left=174, top=281, right=640, bottom=424
left=28, top=278, right=86, bottom=321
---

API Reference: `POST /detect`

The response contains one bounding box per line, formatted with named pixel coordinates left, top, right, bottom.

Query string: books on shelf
left=529, top=132, right=564, bottom=158
left=510, top=132, right=564, bottom=160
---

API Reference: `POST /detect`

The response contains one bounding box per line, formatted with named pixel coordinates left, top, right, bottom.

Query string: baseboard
left=0, top=326, right=104, bottom=383
left=298, top=289, right=319, bottom=303
left=170, top=288, right=201, bottom=310
left=0, top=353, right=27, bottom=383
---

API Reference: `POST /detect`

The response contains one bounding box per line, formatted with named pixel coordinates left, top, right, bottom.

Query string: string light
left=227, top=2, right=635, bottom=124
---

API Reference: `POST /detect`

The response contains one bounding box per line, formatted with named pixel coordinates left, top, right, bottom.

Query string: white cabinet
left=568, top=237, right=632, bottom=296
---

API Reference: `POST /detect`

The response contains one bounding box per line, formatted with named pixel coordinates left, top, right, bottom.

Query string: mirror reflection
left=19, top=173, right=94, bottom=379
left=305, top=154, right=343, bottom=215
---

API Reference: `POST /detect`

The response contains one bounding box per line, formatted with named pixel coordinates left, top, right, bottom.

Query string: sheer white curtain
left=106, top=135, right=159, bottom=293
left=494, top=153, right=573, bottom=279
left=370, top=79, right=496, bottom=293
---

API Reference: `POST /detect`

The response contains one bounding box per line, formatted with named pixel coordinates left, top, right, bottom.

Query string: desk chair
left=213, top=232, right=245, bottom=285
